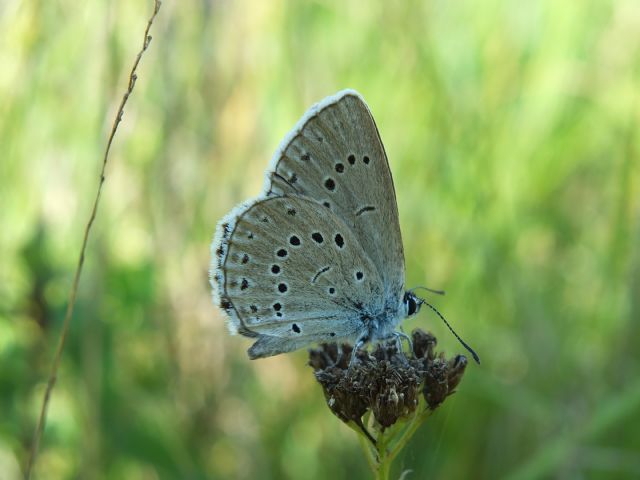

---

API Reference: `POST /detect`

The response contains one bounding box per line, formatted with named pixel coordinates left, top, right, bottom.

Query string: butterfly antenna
left=411, top=286, right=446, bottom=296
left=422, top=301, right=481, bottom=364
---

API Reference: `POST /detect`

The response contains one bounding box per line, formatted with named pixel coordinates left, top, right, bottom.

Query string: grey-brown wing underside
left=264, top=91, right=405, bottom=306
left=211, top=195, right=385, bottom=358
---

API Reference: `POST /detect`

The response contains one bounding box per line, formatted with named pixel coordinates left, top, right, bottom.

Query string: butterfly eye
left=406, top=295, right=418, bottom=316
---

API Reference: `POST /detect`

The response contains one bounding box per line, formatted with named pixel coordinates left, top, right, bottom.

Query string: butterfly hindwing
left=211, top=195, right=385, bottom=358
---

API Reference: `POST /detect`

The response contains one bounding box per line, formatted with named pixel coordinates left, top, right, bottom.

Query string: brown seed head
left=309, top=329, right=469, bottom=429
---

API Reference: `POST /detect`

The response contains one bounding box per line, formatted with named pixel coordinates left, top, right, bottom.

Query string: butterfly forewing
left=212, top=195, right=385, bottom=357
left=266, top=91, right=405, bottom=308
left=211, top=90, right=407, bottom=359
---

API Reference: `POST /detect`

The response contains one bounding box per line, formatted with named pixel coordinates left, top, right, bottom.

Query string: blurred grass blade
left=505, top=379, right=640, bottom=480
left=24, top=1, right=162, bottom=477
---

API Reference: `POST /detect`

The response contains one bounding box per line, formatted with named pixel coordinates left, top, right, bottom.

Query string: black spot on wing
left=324, top=178, right=336, bottom=191
left=289, top=235, right=301, bottom=246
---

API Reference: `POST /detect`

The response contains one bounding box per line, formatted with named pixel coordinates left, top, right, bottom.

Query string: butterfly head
left=402, top=291, right=424, bottom=318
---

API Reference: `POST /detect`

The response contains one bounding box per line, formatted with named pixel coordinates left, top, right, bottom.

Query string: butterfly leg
left=394, top=330, right=414, bottom=357
left=393, top=334, right=403, bottom=355
left=348, top=336, right=368, bottom=369
left=333, top=344, right=344, bottom=367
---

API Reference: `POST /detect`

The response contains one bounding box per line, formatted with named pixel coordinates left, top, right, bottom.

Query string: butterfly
left=210, top=90, right=479, bottom=363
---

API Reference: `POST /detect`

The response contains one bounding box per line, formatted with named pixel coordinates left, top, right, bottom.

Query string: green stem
left=375, top=430, right=392, bottom=480
left=355, top=407, right=434, bottom=479
left=387, top=408, right=433, bottom=463
left=348, top=420, right=377, bottom=472
left=357, top=431, right=377, bottom=473
left=375, top=454, right=391, bottom=480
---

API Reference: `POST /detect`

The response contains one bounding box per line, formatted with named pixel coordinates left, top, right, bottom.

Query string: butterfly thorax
left=357, top=293, right=413, bottom=344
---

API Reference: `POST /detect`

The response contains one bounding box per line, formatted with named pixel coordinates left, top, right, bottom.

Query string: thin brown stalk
left=25, top=2, right=162, bottom=477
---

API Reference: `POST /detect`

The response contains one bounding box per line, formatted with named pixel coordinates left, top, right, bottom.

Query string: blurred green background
left=1, top=0, right=640, bottom=478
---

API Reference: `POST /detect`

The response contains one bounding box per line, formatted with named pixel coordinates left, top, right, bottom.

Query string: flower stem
left=357, top=407, right=435, bottom=479
left=357, top=429, right=378, bottom=473
left=375, top=431, right=392, bottom=480
left=387, top=408, right=433, bottom=462
left=348, top=420, right=377, bottom=472
left=375, top=455, right=391, bottom=480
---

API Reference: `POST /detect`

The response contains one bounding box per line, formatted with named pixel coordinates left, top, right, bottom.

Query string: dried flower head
left=309, top=328, right=467, bottom=430
left=309, top=329, right=472, bottom=479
